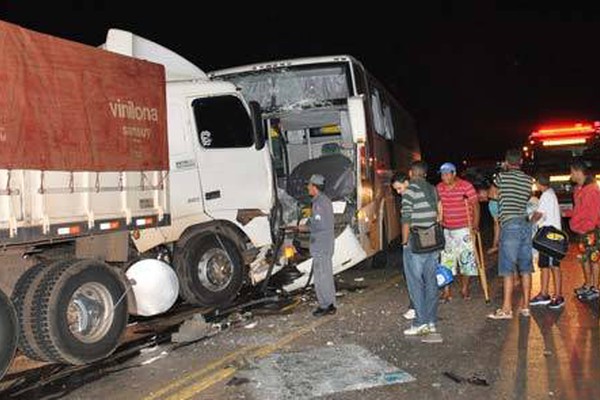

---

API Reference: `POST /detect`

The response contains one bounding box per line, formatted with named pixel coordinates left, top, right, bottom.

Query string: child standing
left=529, top=174, right=564, bottom=309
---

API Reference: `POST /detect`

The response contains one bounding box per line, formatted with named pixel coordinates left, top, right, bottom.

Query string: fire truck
left=523, top=122, right=600, bottom=219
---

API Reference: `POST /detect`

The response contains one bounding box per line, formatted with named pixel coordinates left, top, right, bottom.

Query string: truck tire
left=0, top=289, right=18, bottom=381
left=175, top=234, right=244, bottom=307
left=32, top=259, right=128, bottom=365
left=11, top=262, right=56, bottom=361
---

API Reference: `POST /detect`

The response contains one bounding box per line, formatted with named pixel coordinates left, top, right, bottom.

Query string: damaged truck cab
left=0, top=21, right=281, bottom=378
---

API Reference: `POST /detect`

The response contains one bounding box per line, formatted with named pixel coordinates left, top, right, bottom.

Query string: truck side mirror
left=249, top=101, right=266, bottom=150
left=347, top=96, right=366, bottom=143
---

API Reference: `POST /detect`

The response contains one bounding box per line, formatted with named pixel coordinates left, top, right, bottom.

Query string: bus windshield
left=221, top=63, right=352, bottom=114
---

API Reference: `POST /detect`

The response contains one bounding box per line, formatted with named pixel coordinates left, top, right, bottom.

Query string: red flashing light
left=530, top=122, right=598, bottom=145
left=531, top=123, right=595, bottom=138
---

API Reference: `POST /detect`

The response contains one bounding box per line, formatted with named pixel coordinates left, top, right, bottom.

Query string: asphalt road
left=3, top=242, right=599, bottom=400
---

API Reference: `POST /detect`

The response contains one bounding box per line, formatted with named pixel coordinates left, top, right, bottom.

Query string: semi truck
left=0, top=20, right=372, bottom=379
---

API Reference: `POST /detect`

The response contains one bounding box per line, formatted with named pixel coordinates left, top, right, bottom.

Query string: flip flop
left=519, top=308, right=530, bottom=317
left=487, top=308, right=513, bottom=320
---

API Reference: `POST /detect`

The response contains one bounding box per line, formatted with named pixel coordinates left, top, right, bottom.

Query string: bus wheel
left=0, top=288, right=18, bottom=381
left=32, top=260, right=128, bottom=365
left=175, top=234, right=244, bottom=308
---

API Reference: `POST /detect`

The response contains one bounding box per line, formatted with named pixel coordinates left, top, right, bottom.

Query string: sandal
left=487, top=308, right=513, bottom=320
left=439, top=296, right=452, bottom=304
left=519, top=308, right=530, bottom=318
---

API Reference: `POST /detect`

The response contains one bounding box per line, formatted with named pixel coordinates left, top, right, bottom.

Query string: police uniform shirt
left=310, top=192, right=334, bottom=252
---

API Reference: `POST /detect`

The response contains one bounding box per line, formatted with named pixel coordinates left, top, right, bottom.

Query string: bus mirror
left=249, top=101, right=266, bottom=150
left=348, top=96, right=366, bottom=143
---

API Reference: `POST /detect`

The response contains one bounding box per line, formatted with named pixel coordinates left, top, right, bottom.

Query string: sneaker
left=403, top=308, right=416, bottom=320
left=548, top=296, right=565, bottom=310
left=428, top=323, right=437, bottom=333
left=403, top=324, right=430, bottom=336
left=574, top=285, right=589, bottom=296
left=530, top=293, right=552, bottom=306
left=589, top=288, right=600, bottom=301
left=487, top=308, right=513, bottom=320
left=579, top=287, right=600, bottom=301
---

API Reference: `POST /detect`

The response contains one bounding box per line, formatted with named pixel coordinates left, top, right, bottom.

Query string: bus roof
left=208, top=55, right=363, bottom=78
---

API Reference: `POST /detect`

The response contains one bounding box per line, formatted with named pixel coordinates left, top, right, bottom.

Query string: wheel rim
left=67, top=282, right=114, bottom=344
left=197, top=248, right=234, bottom=292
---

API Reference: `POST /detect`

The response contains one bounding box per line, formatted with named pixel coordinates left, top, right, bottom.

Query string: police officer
left=307, top=174, right=337, bottom=317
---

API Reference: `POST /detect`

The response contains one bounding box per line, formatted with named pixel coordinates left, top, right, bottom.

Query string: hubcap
left=197, top=248, right=233, bottom=292
left=67, top=282, right=114, bottom=343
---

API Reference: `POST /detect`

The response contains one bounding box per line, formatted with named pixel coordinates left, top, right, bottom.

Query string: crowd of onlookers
left=392, top=149, right=600, bottom=342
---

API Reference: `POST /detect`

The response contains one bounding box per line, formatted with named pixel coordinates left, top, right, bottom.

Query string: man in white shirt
left=530, top=174, right=564, bottom=309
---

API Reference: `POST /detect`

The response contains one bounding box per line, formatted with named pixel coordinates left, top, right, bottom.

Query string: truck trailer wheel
left=32, top=259, right=128, bottom=365
left=0, top=289, right=18, bottom=381
left=175, top=234, right=244, bottom=307
left=11, top=262, right=56, bottom=361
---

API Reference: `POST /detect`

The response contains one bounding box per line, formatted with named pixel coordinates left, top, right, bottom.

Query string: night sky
left=2, top=1, right=599, bottom=169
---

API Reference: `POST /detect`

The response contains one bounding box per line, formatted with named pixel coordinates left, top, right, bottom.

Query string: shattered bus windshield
left=222, top=63, right=352, bottom=114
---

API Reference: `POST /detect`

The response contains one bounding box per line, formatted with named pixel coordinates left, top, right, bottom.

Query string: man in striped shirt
left=401, top=160, right=442, bottom=338
left=487, top=149, right=533, bottom=320
left=437, top=162, right=480, bottom=301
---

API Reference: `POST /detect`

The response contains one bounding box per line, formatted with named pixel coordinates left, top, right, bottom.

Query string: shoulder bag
left=409, top=181, right=445, bottom=254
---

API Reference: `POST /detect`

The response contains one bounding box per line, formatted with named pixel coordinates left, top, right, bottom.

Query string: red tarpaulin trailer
left=0, top=20, right=168, bottom=171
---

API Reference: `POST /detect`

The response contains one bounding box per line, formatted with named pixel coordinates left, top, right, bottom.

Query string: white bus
left=210, top=56, right=421, bottom=288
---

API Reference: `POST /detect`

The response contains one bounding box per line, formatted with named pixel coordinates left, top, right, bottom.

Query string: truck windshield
left=533, top=147, right=585, bottom=171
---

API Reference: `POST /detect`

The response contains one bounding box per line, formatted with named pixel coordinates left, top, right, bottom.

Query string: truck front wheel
left=32, top=259, right=128, bottom=365
left=0, top=288, right=18, bottom=381
left=175, top=234, right=244, bottom=308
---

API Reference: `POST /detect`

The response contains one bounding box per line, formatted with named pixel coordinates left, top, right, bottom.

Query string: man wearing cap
left=307, top=174, right=337, bottom=317
left=436, top=162, right=480, bottom=301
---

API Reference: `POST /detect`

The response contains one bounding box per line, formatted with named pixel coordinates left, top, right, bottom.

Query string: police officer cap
left=309, top=174, right=325, bottom=186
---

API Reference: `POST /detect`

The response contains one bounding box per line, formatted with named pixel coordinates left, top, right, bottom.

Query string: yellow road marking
left=145, top=275, right=400, bottom=400
left=164, top=367, right=237, bottom=400
left=143, top=346, right=256, bottom=400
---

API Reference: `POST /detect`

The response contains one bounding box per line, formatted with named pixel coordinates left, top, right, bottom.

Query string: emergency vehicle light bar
left=542, top=138, right=587, bottom=147
left=534, top=123, right=595, bottom=136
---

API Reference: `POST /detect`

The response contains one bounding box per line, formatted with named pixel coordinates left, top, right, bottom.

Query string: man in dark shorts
left=530, top=174, right=564, bottom=309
